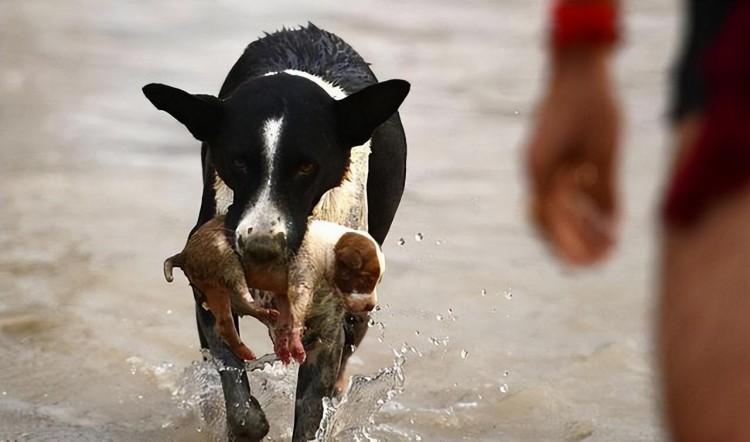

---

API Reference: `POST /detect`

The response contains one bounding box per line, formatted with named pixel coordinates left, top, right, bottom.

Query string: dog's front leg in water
left=193, top=287, right=269, bottom=441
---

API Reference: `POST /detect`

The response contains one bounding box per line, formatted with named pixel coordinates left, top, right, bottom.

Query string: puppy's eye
left=297, top=162, right=316, bottom=177
left=233, top=158, right=247, bottom=172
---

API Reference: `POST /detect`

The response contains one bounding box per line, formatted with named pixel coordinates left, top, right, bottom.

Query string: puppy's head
left=333, top=231, right=385, bottom=312
left=143, top=75, right=409, bottom=275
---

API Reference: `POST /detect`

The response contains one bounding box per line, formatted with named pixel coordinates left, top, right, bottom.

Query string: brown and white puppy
left=277, top=220, right=385, bottom=364
left=163, top=216, right=279, bottom=361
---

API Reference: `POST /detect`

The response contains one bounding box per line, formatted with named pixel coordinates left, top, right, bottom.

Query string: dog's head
left=143, top=74, right=408, bottom=277
left=332, top=231, right=385, bottom=312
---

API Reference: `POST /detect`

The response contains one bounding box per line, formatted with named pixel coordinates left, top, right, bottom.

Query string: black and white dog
left=143, top=24, right=409, bottom=440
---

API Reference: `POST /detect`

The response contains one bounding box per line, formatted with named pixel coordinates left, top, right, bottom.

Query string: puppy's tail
left=163, top=253, right=183, bottom=283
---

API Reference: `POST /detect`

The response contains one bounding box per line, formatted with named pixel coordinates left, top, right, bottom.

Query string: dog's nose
left=239, top=231, right=286, bottom=264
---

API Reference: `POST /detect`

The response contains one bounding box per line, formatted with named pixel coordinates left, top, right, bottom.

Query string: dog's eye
left=297, top=162, right=316, bottom=177
left=233, top=158, right=247, bottom=172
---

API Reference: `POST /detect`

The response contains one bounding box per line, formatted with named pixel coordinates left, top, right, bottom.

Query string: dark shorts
left=664, top=0, right=750, bottom=226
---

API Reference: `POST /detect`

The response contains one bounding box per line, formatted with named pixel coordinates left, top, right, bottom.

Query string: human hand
left=526, top=49, right=621, bottom=265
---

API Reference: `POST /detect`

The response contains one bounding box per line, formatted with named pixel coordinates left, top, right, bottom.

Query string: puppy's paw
left=274, top=333, right=292, bottom=365
left=288, top=329, right=306, bottom=364
left=273, top=328, right=305, bottom=364
left=233, top=343, right=257, bottom=361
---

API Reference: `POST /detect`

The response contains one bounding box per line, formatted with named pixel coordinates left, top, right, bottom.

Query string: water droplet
left=414, top=330, right=420, bottom=336
left=436, top=314, right=444, bottom=321
left=460, top=349, right=469, bottom=359
left=378, top=336, right=384, bottom=342
left=397, top=238, right=405, bottom=246
left=478, top=394, right=483, bottom=400
left=504, top=288, right=513, bottom=300
left=514, top=110, right=519, bottom=115
left=453, top=382, right=459, bottom=387
left=2, top=391, right=6, bottom=396
left=410, top=418, right=415, bottom=424
left=415, top=232, right=424, bottom=241
left=492, top=308, right=497, bottom=313
left=166, top=309, right=173, bottom=315
left=503, top=371, right=509, bottom=377
left=415, top=435, right=422, bottom=441
left=137, top=394, right=143, bottom=399
left=435, top=240, right=442, bottom=246
left=350, top=344, right=357, bottom=352
left=480, top=289, right=487, bottom=296
left=499, top=383, right=509, bottom=393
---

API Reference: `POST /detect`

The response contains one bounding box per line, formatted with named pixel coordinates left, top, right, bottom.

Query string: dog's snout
left=239, top=231, right=287, bottom=264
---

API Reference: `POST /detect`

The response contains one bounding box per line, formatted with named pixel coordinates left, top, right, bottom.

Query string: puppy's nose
left=240, top=232, right=286, bottom=264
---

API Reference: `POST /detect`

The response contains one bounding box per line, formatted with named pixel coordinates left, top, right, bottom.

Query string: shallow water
left=1, top=0, right=677, bottom=440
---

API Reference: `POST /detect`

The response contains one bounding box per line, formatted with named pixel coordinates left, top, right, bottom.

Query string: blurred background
left=0, top=0, right=677, bottom=440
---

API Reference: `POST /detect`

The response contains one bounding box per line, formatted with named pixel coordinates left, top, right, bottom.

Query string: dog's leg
left=193, top=287, right=269, bottom=441
left=335, top=311, right=370, bottom=394
left=292, top=291, right=346, bottom=442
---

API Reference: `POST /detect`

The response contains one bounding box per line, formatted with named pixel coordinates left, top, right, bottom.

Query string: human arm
left=525, top=0, right=622, bottom=265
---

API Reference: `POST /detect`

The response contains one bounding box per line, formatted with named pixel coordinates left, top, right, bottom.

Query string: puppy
left=277, top=220, right=385, bottom=364
left=163, top=216, right=279, bottom=361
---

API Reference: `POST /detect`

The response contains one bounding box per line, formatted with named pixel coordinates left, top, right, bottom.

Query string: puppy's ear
left=142, top=83, right=223, bottom=142
left=335, top=236, right=365, bottom=271
left=335, top=79, right=410, bottom=147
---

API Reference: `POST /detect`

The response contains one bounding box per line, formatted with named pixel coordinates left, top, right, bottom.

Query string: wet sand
left=0, top=0, right=676, bottom=439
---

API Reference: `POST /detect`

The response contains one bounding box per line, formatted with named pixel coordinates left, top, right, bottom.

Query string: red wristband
left=551, top=1, right=620, bottom=52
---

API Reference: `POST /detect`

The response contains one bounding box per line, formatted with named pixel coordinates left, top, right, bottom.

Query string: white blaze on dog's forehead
left=236, top=116, right=288, bottom=239
left=263, top=117, right=284, bottom=173
left=264, top=69, right=348, bottom=99
left=213, top=172, right=233, bottom=216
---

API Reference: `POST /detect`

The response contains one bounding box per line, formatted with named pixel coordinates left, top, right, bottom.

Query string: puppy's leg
left=272, top=293, right=306, bottom=364
left=193, top=287, right=269, bottom=441
left=201, top=283, right=256, bottom=361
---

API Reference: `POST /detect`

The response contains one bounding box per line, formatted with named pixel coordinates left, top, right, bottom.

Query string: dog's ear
left=335, top=79, right=410, bottom=147
left=142, top=83, right=223, bottom=142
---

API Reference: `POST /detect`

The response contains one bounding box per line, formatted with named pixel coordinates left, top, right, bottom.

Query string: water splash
left=167, top=351, right=298, bottom=441
left=314, top=353, right=406, bottom=440
left=156, top=348, right=407, bottom=441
